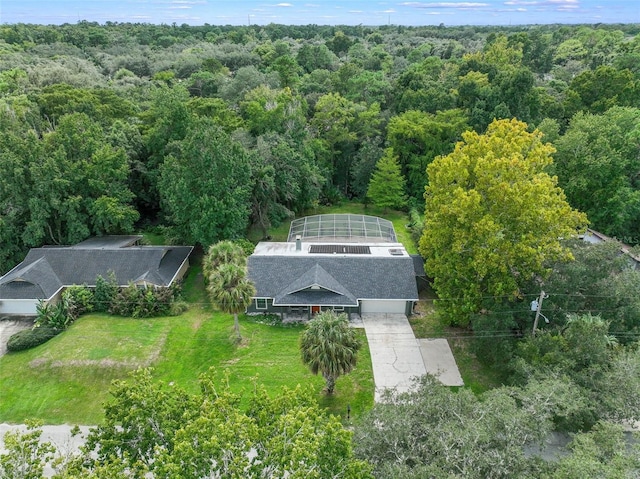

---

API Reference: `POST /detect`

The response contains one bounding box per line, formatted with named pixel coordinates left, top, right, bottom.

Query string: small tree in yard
left=207, top=262, right=256, bottom=341
left=300, top=310, right=361, bottom=394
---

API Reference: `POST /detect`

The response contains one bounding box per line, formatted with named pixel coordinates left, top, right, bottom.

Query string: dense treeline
left=1, top=22, right=639, bottom=273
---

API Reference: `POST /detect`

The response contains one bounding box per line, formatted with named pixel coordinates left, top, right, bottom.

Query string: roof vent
left=389, top=248, right=404, bottom=256
left=296, top=235, right=302, bottom=251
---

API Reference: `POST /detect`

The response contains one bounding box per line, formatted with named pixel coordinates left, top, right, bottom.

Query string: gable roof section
left=248, top=255, right=418, bottom=306
left=0, top=245, right=192, bottom=301
left=0, top=257, right=63, bottom=299
left=274, top=264, right=358, bottom=306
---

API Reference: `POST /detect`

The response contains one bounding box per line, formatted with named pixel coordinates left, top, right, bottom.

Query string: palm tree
left=207, top=262, right=256, bottom=341
left=300, top=310, right=361, bottom=394
left=203, top=240, right=245, bottom=281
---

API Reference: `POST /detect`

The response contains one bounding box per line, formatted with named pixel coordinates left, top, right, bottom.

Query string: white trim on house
left=168, top=254, right=192, bottom=286
left=255, top=298, right=268, bottom=310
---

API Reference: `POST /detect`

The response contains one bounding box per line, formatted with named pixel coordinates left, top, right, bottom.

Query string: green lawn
left=0, top=265, right=373, bottom=425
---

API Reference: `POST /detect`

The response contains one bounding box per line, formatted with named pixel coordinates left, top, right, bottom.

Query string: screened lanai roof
left=287, top=214, right=397, bottom=243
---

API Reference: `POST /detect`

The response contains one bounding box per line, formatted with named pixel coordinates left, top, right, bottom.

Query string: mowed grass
left=0, top=264, right=374, bottom=425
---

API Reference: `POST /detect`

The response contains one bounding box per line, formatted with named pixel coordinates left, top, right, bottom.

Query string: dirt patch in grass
left=29, top=331, right=168, bottom=370
left=191, top=316, right=204, bottom=331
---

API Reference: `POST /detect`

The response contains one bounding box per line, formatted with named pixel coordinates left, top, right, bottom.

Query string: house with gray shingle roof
left=247, top=214, right=419, bottom=319
left=0, top=236, right=193, bottom=316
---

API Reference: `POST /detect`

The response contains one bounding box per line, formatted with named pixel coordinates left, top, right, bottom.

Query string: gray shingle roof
left=0, top=244, right=192, bottom=301
left=248, top=255, right=418, bottom=306
left=411, top=254, right=426, bottom=277
left=274, top=264, right=358, bottom=306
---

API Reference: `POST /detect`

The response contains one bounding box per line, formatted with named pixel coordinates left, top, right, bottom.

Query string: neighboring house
left=581, top=228, right=640, bottom=270
left=0, top=236, right=193, bottom=316
left=247, top=214, right=420, bottom=319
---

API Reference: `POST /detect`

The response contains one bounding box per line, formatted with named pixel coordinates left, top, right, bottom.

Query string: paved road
left=0, top=318, right=35, bottom=357
left=361, top=313, right=463, bottom=401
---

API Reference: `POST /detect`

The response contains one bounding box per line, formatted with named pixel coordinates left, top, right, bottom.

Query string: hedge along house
left=0, top=236, right=193, bottom=316
left=247, top=214, right=420, bottom=320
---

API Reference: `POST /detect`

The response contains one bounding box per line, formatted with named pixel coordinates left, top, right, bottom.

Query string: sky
left=0, top=0, right=638, bottom=27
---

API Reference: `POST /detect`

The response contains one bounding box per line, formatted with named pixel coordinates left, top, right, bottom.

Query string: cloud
left=503, top=0, right=578, bottom=5
left=274, top=3, right=293, bottom=6
left=400, top=2, right=489, bottom=7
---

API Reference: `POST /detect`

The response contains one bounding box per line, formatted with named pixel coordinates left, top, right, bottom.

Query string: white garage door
left=0, top=300, right=38, bottom=316
left=360, top=300, right=407, bottom=314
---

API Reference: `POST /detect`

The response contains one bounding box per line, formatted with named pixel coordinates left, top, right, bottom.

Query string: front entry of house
left=311, top=305, right=321, bottom=314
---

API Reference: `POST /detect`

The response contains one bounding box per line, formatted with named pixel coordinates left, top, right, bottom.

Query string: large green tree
left=386, top=109, right=468, bottom=199
left=23, top=112, right=138, bottom=247
left=65, top=369, right=372, bottom=478
left=419, top=118, right=587, bottom=325
left=354, top=375, right=582, bottom=479
left=0, top=422, right=55, bottom=479
left=553, top=107, right=640, bottom=243
left=159, top=117, right=252, bottom=246
left=514, top=314, right=640, bottom=430
left=300, top=311, right=361, bottom=395
left=311, top=92, right=381, bottom=195
left=551, top=421, right=640, bottom=479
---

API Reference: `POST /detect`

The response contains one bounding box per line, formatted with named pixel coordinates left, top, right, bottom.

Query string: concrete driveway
left=419, top=338, right=464, bottom=386
left=361, top=313, right=427, bottom=401
left=0, top=317, right=35, bottom=358
left=361, top=313, right=463, bottom=401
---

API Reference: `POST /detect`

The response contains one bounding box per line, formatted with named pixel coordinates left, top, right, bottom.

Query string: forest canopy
left=0, top=22, right=639, bottom=273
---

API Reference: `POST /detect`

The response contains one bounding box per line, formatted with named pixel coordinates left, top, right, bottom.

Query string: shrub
left=7, top=325, right=60, bottom=352
left=109, top=283, right=143, bottom=317
left=63, top=285, right=94, bottom=321
left=169, top=300, right=188, bottom=316
left=110, top=283, right=183, bottom=318
left=234, top=238, right=256, bottom=256
left=94, top=271, right=119, bottom=312
left=34, top=301, right=70, bottom=330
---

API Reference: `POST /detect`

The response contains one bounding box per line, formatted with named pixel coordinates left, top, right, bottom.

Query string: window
left=333, top=306, right=344, bottom=312
left=255, top=298, right=268, bottom=310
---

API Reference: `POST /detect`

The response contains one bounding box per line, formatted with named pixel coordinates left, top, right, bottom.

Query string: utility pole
left=531, top=291, right=549, bottom=335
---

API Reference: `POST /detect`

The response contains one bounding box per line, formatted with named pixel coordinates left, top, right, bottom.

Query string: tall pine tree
left=366, top=148, right=407, bottom=210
